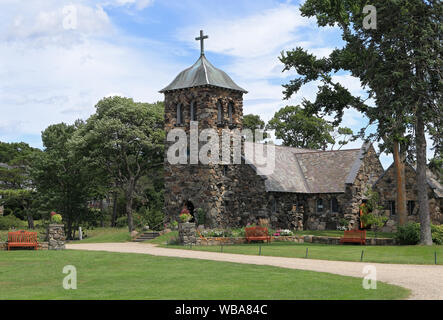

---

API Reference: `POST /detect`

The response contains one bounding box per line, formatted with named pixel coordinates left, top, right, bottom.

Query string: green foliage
left=431, top=224, right=443, bottom=245
left=395, top=223, right=423, bottom=245
left=396, top=223, right=443, bottom=245
left=0, top=215, right=23, bottom=230
left=242, top=114, right=269, bottom=142
left=51, top=214, right=62, bottom=224
left=71, top=97, right=165, bottom=232
left=116, top=216, right=128, bottom=228
left=266, top=105, right=336, bottom=150
left=195, top=208, right=206, bottom=226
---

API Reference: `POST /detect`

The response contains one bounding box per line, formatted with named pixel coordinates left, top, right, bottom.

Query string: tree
left=32, top=122, right=94, bottom=239
left=71, top=97, right=164, bottom=232
left=280, top=0, right=441, bottom=244
left=242, top=114, right=269, bottom=142
left=266, top=105, right=352, bottom=150
left=0, top=141, right=41, bottom=228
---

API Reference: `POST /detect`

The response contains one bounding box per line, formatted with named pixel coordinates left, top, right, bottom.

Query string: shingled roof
left=245, top=142, right=369, bottom=194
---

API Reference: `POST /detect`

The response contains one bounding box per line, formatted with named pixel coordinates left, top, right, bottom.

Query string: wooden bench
left=245, top=226, right=271, bottom=244
left=8, top=230, right=38, bottom=250
left=340, top=230, right=366, bottom=245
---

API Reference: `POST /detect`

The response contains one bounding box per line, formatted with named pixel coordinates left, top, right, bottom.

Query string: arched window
left=228, top=102, right=234, bottom=124
left=176, top=103, right=183, bottom=125
left=217, top=100, right=224, bottom=124
left=190, top=101, right=197, bottom=121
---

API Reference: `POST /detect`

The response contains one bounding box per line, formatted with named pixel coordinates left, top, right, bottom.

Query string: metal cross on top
left=195, top=30, right=209, bottom=56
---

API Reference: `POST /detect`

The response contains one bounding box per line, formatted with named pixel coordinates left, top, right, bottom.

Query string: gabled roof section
left=159, top=55, right=247, bottom=93
left=374, top=162, right=443, bottom=198
left=244, top=142, right=367, bottom=193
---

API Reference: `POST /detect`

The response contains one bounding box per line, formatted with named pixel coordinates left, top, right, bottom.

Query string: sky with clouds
left=0, top=0, right=436, bottom=168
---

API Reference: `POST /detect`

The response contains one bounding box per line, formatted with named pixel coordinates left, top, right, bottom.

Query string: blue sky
left=0, top=0, right=429, bottom=168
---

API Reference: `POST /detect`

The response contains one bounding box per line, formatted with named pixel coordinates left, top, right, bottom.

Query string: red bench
left=8, top=230, right=39, bottom=250
left=340, top=230, right=366, bottom=245
left=245, top=226, right=271, bottom=244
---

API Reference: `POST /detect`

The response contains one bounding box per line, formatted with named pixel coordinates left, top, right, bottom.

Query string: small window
left=408, top=200, right=415, bottom=215
left=222, top=165, right=228, bottom=176
left=217, top=100, right=224, bottom=123
left=331, top=197, right=338, bottom=213
left=190, top=101, right=197, bottom=121
left=228, top=102, right=234, bottom=124
left=387, top=200, right=396, bottom=216
left=272, top=198, right=277, bottom=213
left=316, top=199, right=324, bottom=213
left=176, top=103, right=183, bottom=125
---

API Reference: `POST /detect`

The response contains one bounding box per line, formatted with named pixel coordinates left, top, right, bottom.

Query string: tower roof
left=159, top=54, right=248, bottom=94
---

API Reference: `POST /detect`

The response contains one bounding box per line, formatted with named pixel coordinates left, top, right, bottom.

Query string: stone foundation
left=178, top=222, right=197, bottom=245
left=194, top=235, right=395, bottom=246
left=47, top=224, right=66, bottom=250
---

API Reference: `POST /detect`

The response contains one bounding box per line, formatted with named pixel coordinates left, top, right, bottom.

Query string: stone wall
left=164, top=86, right=246, bottom=227
left=178, top=222, right=197, bottom=245
left=47, top=224, right=66, bottom=250
left=195, top=235, right=395, bottom=246
left=374, top=164, right=442, bottom=232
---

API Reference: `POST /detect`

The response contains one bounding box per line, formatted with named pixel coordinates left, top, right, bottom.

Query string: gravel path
left=66, top=242, right=443, bottom=300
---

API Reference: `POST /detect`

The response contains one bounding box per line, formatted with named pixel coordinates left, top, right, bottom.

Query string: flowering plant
left=274, top=229, right=293, bottom=236
left=179, top=208, right=192, bottom=223
left=51, top=213, right=63, bottom=224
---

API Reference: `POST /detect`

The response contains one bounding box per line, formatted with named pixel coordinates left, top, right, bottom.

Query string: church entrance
left=185, top=200, right=195, bottom=222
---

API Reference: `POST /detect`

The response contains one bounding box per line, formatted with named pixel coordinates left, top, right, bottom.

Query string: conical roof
left=160, top=54, right=247, bottom=93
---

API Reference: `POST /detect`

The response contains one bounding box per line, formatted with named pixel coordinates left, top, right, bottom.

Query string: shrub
left=143, top=209, right=164, bottom=230
left=195, top=208, right=206, bottom=226
left=116, top=216, right=128, bottom=228
left=0, top=215, right=23, bottom=230
left=431, top=224, right=443, bottom=245
left=395, top=222, right=421, bottom=245
left=395, top=222, right=443, bottom=245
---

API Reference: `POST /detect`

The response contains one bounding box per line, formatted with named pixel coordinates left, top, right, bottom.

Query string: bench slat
left=7, top=230, right=39, bottom=250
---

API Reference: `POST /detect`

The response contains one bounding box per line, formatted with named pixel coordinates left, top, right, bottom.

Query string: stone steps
left=132, top=232, right=160, bottom=242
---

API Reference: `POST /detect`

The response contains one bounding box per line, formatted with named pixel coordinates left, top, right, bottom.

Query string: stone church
left=160, top=31, right=442, bottom=231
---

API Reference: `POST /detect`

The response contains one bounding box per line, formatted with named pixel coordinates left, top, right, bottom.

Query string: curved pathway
left=66, top=242, right=443, bottom=300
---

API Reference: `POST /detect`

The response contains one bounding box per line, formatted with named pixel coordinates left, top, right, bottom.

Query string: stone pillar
left=178, top=222, right=196, bottom=245
left=47, top=224, right=66, bottom=250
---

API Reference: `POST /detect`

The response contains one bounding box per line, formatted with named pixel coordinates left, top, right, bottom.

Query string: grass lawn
left=163, top=241, right=443, bottom=265
left=72, top=228, right=131, bottom=243
left=0, top=250, right=409, bottom=300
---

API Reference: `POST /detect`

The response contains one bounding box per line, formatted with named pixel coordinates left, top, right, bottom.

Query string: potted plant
left=179, top=208, right=192, bottom=223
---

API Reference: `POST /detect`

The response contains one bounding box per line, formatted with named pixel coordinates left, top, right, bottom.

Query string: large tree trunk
left=416, top=111, right=432, bottom=245
left=126, top=179, right=135, bottom=232
left=99, top=199, right=104, bottom=228
left=393, top=140, right=407, bottom=226
left=111, top=193, right=118, bottom=227
left=26, top=211, right=34, bottom=229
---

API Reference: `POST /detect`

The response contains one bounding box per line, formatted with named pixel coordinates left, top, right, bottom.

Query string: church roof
left=159, top=54, right=248, bottom=93
left=373, top=162, right=443, bottom=198
left=245, top=142, right=368, bottom=194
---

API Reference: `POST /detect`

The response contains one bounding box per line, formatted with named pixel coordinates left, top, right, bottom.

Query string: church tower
left=160, top=30, right=248, bottom=227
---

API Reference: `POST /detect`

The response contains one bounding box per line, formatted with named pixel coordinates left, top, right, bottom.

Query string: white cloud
left=0, top=0, right=180, bottom=144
